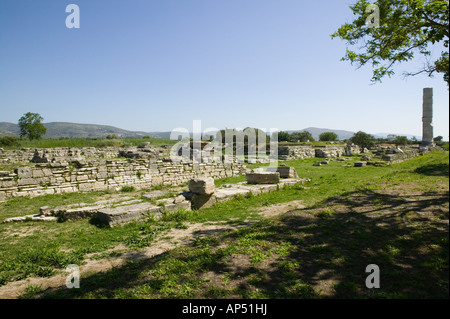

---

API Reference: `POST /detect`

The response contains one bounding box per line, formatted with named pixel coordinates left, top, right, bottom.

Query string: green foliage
left=291, top=131, right=315, bottom=142
left=394, top=135, right=409, bottom=147
left=350, top=131, right=375, bottom=150
left=331, top=0, right=449, bottom=86
left=277, top=131, right=291, bottom=142
left=18, top=112, right=47, bottom=140
left=315, top=209, right=335, bottom=218
left=0, top=136, right=20, bottom=147
left=120, top=186, right=135, bottom=193
left=319, top=132, right=338, bottom=142
left=0, top=136, right=177, bottom=150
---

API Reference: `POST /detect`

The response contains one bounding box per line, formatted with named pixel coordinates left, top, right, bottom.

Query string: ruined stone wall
left=381, top=149, right=420, bottom=164
left=0, top=159, right=246, bottom=201
left=0, top=146, right=171, bottom=164
left=278, top=145, right=361, bottom=160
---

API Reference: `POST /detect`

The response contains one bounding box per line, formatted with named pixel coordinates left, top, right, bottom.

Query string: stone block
left=96, top=203, right=162, bottom=227
left=76, top=175, right=89, bottom=182
left=246, top=172, right=280, bottom=184
left=0, top=171, right=10, bottom=177
left=189, top=177, right=215, bottom=195
left=62, top=205, right=103, bottom=221
left=191, top=193, right=216, bottom=210
left=40, top=206, right=52, bottom=216
left=0, top=180, right=16, bottom=188
left=42, top=168, right=53, bottom=176
left=382, top=154, right=396, bottom=161
left=143, top=190, right=167, bottom=200
left=32, top=170, right=44, bottom=178
left=354, top=162, right=366, bottom=167
left=160, top=199, right=191, bottom=212
left=15, top=167, right=32, bottom=178
left=18, top=178, right=38, bottom=186
left=267, top=167, right=298, bottom=178
left=78, top=182, right=94, bottom=191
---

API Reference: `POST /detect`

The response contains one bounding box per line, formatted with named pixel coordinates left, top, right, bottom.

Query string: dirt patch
left=258, top=200, right=305, bottom=218
left=0, top=199, right=304, bottom=299
left=0, top=225, right=44, bottom=240
left=0, top=220, right=252, bottom=299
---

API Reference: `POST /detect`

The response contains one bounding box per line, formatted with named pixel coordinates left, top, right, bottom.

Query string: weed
left=315, top=209, right=335, bottom=218
left=120, top=186, right=135, bottom=193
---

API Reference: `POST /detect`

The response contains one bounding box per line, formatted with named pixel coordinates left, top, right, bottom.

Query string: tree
left=319, top=132, right=338, bottom=141
left=350, top=131, right=375, bottom=151
left=394, top=135, right=409, bottom=147
left=277, top=131, right=291, bottom=142
left=387, top=134, right=397, bottom=141
left=18, top=112, right=47, bottom=141
left=434, top=135, right=444, bottom=142
left=291, top=131, right=315, bottom=142
left=331, top=0, right=449, bottom=87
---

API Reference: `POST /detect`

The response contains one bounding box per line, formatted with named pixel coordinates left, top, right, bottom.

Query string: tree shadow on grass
left=29, top=189, right=449, bottom=299
left=415, top=163, right=449, bottom=176
left=273, top=188, right=449, bottom=298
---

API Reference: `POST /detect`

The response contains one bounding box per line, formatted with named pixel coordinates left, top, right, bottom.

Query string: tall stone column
left=422, top=88, right=434, bottom=147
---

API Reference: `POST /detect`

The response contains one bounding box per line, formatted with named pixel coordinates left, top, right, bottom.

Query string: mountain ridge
left=0, top=122, right=420, bottom=140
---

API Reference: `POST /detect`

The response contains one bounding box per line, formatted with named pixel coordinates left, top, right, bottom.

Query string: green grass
left=0, top=137, right=177, bottom=150
left=0, top=150, right=448, bottom=298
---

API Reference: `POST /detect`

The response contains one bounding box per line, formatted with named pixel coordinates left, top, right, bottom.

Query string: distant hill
left=0, top=122, right=20, bottom=136
left=373, top=132, right=421, bottom=140
left=0, top=122, right=160, bottom=138
left=0, top=122, right=421, bottom=141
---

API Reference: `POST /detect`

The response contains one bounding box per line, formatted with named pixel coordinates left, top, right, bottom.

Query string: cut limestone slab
left=96, top=198, right=192, bottom=227
left=3, top=215, right=58, bottom=223
left=246, top=172, right=280, bottom=184
left=143, top=191, right=168, bottom=200
left=191, top=193, right=216, bottom=210
left=189, top=177, right=215, bottom=195
left=267, top=167, right=298, bottom=178
left=62, top=205, right=104, bottom=221
left=156, top=197, right=191, bottom=212
left=96, top=203, right=162, bottom=227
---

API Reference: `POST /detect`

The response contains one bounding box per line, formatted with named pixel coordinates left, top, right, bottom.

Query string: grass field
left=0, top=151, right=448, bottom=299
left=0, top=137, right=177, bottom=150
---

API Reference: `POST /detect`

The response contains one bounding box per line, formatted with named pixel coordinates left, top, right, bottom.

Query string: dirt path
left=0, top=200, right=304, bottom=299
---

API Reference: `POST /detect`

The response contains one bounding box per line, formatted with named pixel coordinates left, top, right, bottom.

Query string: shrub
left=319, top=132, right=338, bottom=142
left=0, top=136, right=20, bottom=147
left=120, top=186, right=135, bottom=192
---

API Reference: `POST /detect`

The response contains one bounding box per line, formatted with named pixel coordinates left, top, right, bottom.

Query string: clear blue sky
left=0, top=0, right=449, bottom=138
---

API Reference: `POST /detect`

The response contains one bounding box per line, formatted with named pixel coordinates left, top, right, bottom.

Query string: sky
left=0, top=0, right=449, bottom=139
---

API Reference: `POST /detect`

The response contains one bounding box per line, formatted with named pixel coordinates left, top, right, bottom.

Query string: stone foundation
left=277, top=145, right=360, bottom=160
left=0, top=158, right=246, bottom=200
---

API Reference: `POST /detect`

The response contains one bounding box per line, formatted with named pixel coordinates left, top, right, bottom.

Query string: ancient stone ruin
left=422, top=87, right=435, bottom=147
left=3, top=169, right=309, bottom=227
